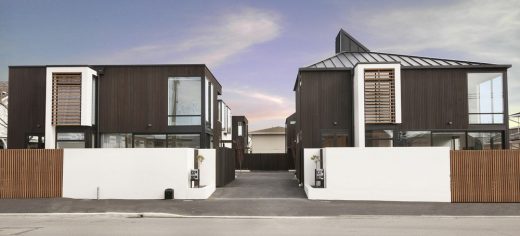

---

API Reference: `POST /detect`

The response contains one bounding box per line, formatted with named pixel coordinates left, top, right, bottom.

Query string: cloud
left=222, top=87, right=294, bottom=130
left=100, top=7, right=281, bottom=67
left=348, top=0, right=520, bottom=115
left=227, top=88, right=285, bottom=105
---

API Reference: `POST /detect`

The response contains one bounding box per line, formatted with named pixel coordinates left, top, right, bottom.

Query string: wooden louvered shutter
left=52, top=73, right=81, bottom=126
left=364, top=69, right=395, bottom=124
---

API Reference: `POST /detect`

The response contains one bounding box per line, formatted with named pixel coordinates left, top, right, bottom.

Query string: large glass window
left=133, top=134, right=167, bottom=148
left=101, top=133, right=132, bottom=148
left=397, top=131, right=431, bottom=147
left=366, top=130, right=393, bottom=147
left=168, top=77, right=201, bottom=126
left=56, top=132, right=85, bottom=149
left=167, top=134, right=200, bottom=148
left=432, top=132, right=466, bottom=150
left=468, top=73, right=503, bottom=124
left=467, top=132, right=503, bottom=150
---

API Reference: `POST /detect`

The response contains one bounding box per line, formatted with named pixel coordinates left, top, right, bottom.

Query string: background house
left=0, top=81, right=7, bottom=148
left=249, top=126, right=285, bottom=153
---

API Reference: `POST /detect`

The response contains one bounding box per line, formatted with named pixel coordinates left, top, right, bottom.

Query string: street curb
left=2, top=212, right=520, bottom=219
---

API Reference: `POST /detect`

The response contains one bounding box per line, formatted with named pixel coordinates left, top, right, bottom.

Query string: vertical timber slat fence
left=451, top=150, right=520, bottom=203
left=242, top=153, right=294, bottom=171
left=0, top=149, right=63, bottom=198
left=216, top=148, right=235, bottom=187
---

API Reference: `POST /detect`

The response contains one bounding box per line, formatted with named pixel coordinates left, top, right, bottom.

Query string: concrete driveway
left=211, top=171, right=306, bottom=199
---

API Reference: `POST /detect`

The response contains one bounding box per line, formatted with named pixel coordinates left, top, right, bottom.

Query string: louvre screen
left=364, top=69, right=395, bottom=124
left=52, top=73, right=81, bottom=126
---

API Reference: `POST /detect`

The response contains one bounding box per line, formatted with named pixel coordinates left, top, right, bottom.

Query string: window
left=205, top=77, right=211, bottom=128
left=167, top=134, right=200, bottom=148
left=52, top=73, right=82, bottom=126
left=133, top=134, right=167, bottom=148
left=101, top=133, right=132, bottom=148
left=168, top=77, right=201, bottom=126
left=366, top=130, right=393, bottom=147
left=432, top=132, right=466, bottom=150
left=468, top=73, right=503, bottom=124
left=397, top=131, right=431, bottom=147
left=26, top=135, right=45, bottom=149
left=238, top=122, right=243, bottom=136
left=56, top=132, right=85, bottom=149
left=364, top=69, right=395, bottom=124
left=467, top=132, right=502, bottom=150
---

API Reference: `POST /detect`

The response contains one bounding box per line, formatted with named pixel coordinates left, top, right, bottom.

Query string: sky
left=1, top=0, right=519, bottom=130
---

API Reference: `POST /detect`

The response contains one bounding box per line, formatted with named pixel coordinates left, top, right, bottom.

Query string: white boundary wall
left=304, top=147, right=451, bottom=202
left=63, top=148, right=215, bottom=199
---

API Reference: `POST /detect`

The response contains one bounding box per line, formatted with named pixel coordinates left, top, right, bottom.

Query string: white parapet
left=62, top=148, right=216, bottom=200
left=304, top=147, right=451, bottom=202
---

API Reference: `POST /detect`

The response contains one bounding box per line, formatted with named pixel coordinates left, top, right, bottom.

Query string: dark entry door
left=321, top=129, right=349, bottom=147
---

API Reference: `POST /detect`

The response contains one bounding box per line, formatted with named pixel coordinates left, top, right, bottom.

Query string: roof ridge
left=305, top=51, right=506, bottom=69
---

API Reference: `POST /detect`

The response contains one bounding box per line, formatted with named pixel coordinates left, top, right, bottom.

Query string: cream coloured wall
left=250, top=134, right=285, bottom=153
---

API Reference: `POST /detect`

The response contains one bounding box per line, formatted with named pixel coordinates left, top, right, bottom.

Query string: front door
left=321, top=130, right=349, bottom=147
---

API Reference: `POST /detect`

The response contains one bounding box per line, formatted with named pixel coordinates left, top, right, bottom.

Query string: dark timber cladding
left=97, top=65, right=220, bottom=134
left=8, top=64, right=223, bottom=149
left=400, top=68, right=508, bottom=132
left=8, top=67, right=46, bottom=148
left=296, top=70, right=353, bottom=148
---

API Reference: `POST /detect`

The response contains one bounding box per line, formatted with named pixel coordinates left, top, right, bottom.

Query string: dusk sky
left=1, top=0, right=518, bottom=130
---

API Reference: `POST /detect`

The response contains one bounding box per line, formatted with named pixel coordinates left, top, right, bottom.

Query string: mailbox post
left=190, top=169, right=200, bottom=188
left=315, top=169, right=324, bottom=188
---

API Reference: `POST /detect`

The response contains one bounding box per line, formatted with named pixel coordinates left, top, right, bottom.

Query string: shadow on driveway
left=211, top=171, right=306, bottom=199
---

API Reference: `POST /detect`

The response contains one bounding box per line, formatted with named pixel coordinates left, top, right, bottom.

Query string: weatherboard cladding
left=307, top=52, right=498, bottom=69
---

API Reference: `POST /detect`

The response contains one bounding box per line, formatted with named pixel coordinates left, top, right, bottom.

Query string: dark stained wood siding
left=400, top=69, right=469, bottom=130
left=298, top=70, right=353, bottom=148
left=8, top=67, right=46, bottom=148
left=400, top=68, right=509, bottom=132
left=97, top=65, right=205, bottom=133
left=205, top=67, right=221, bottom=148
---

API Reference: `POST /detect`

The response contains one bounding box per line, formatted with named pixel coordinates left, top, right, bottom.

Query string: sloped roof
left=250, top=126, right=285, bottom=135
left=336, top=29, right=370, bottom=53
left=306, top=51, right=510, bottom=69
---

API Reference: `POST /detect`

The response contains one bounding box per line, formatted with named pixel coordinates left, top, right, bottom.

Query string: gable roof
left=250, top=126, right=285, bottom=135
left=306, top=51, right=511, bottom=69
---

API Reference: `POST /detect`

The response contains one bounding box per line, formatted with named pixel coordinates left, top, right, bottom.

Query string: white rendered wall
left=353, top=63, right=401, bottom=147
left=304, top=147, right=451, bottom=202
left=303, top=148, right=321, bottom=188
left=45, top=67, right=97, bottom=148
left=63, top=148, right=216, bottom=199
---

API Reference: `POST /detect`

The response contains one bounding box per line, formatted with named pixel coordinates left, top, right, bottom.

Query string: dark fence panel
left=242, top=153, right=294, bottom=171
left=216, top=148, right=236, bottom=187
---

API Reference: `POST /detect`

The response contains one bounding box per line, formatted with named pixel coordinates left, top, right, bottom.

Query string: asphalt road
left=1, top=215, right=520, bottom=236
left=2, top=171, right=520, bottom=216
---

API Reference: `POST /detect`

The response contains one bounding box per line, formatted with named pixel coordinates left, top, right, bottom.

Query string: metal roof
left=306, top=51, right=510, bottom=69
